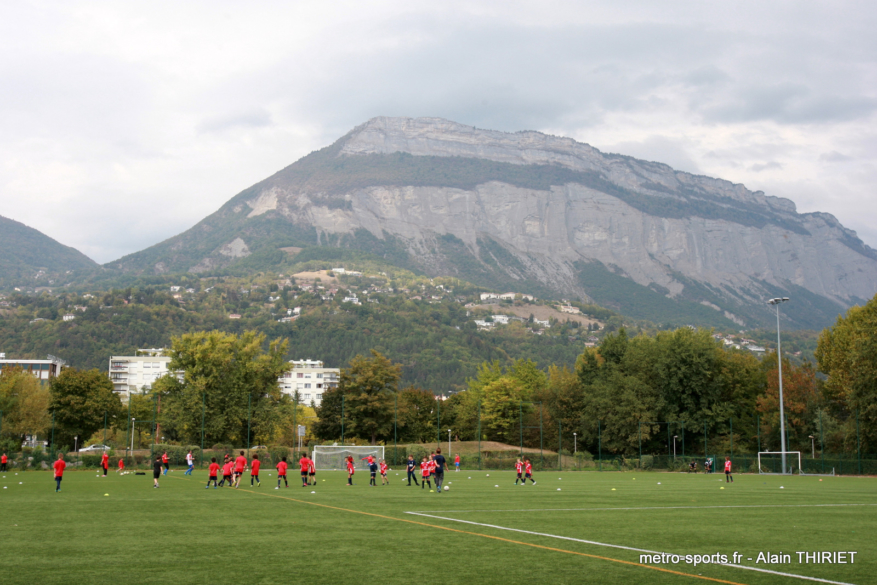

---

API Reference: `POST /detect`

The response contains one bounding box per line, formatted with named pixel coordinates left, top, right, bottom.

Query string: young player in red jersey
left=299, top=453, right=310, bottom=487
left=379, top=460, right=388, bottom=485
left=524, top=458, right=536, bottom=485
left=250, top=454, right=261, bottom=487
left=724, top=457, right=733, bottom=483
left=101, top=452, right=109, bottom=477
left=276, top=456, right=288, bottom=489
left=2, top=452, right=8, bottom=472
left=361, top=454, right=375, bottom=467
left=218, top=461, right=233, bottom=487
left=514, top=458, right=524, bottom=485
left=118, top=458, right=125, bottom=473
left=346, top=455, right=355, bottom=486
left=420, top=457, right=432, bottom=490
left=161, top=451, right=169, bottom=475
left=233, top=451, right=247, bottom=488
left=53, top=453, right=66, bottom=492
left=454, top=453, right=460, bottom=472
left=206, top=457, right=220, bottom=489
left=307, top=457, right=316, bottom=485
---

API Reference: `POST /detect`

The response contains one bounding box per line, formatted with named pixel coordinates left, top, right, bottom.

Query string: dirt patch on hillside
left=293, top=270, right=339, bottom=284
left=471, top=303, right=600, bottom=327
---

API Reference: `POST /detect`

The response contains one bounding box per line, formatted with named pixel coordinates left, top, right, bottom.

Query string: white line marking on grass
left=408, top=503, right=877, bottom=514
left=405, top=512, right=857, bottom=585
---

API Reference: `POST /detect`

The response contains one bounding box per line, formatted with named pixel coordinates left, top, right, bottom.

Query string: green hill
left=0, top=215, right=98, bottom=290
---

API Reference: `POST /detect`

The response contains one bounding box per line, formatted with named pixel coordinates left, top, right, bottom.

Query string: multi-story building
left=108, top=349, right=172, bottom=398
left=0, top=353, right=65, bottom=381
left=277, top=359, right=340, bottom=407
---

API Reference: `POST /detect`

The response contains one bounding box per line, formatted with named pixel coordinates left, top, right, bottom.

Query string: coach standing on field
left=432, top=448, right=447, bottom=493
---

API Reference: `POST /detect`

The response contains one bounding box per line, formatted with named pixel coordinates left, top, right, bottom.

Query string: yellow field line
left=171, top=475, right=746, bottom=585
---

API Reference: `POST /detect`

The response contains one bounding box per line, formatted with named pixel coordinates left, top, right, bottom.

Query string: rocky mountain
left=105, top=117, right=877, bottom=329
left=0, top=215, right=98, bottom=289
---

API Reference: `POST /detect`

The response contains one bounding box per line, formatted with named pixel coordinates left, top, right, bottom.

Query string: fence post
left=103, top=411, right=107, bottom=446
left=703, top=422, right=707, bottom=459
left=519, top=402, right=523, bottom=458
left=756, top=415, right=760, bottom=454
left=437, top=396, right=441, bottom=449
left=341, top=393, right=345, bottom=445
left=125, top=397, right=131, bottom=464
left=598, top=419, right=602, bottom=472
left=819, top=410, right=824, bottom=474
left=667, top=423, right=671, bottom=466
left=539, top=403, right=543, bottom=469
left=246, top=393, right=252, bottom=458
left=557, top=420, right=562, bottom=471
left=200, top=391, right=205, bottom=468
left=638, top=422, right=642, bottom=469
left=856, top=409, right=862, bottom=475
left=394, top=393, right=398, bottom=466
left=730, top=417, right=733, bottom=458
left=292, top=395, right=297, bottom=456
left=477, top=399, right=481, bottom=471
left=681, top=420, right=685, bottom=458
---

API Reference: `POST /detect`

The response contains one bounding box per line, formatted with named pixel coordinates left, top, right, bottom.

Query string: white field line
left=407, top=503, right=877, bottom=514
left=405, top=512, right=857, bottom=585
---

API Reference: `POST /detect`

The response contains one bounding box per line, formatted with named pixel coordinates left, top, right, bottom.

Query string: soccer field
left=1, top=468, right=874, bottom=585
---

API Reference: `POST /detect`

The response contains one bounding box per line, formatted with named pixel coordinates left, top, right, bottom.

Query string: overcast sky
left=2, top=1, right=876, bottom=263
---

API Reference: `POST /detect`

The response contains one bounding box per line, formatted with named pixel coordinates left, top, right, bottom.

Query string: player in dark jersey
left=432, top=448, right=447, bottom=492
left=406, top=455, right=419, bottom=486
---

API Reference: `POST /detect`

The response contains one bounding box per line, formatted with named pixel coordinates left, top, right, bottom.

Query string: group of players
left=202, top=451, right=319, bottom=490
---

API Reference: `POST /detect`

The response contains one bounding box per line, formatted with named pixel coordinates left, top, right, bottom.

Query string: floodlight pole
left=809, top=435, right=815, bottom=459
left=448, top=429, right=451, bottom=457
left=768, top=297, right=790, bottom=474
left=673, top=435, right=678, bottom=460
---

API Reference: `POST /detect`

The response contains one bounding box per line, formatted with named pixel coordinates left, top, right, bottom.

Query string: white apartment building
left=108, top=349, right=172, bottom=398
left=278, top=359, right=339, bottom=407
left=0, top=353, right=65, bottom=381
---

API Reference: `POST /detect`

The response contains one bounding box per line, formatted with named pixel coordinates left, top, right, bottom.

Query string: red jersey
left=420, top=462, right=430, bottom=477
left=161, top=453, right=168, bottom=463
left=53, top=459, right=66, bottom=477
left=235, top=456, right=247, bottom=472
left=454, top=455, right=460, bottom=464
left=525, top=462, right=532, bottom=475
left=515, top=461, right=523, bottom=473
left=362, top=455, right=375, bottom=465
left=101, top=453, right=109, bottom=468
left=379, top=462, right=388, bottom=475
left=118, top=459, right=124, bottom=470
left=346, top=460, right=355, bottom=473
left=1, top=455, right=7, bottom=464
left=276, top=461, right=288, bottom=475
left=308, top=460, right=315, bottom=473
left=209, top=462, right=220, bottom=477
left=300, top=457, right=310, bottom=472
left=725, top=460, right=732, bottom=472
left=251, top=460, right=261, bottom=475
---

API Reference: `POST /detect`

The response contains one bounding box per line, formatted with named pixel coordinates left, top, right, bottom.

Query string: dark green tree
left=49, top=368, right=123, bottom=451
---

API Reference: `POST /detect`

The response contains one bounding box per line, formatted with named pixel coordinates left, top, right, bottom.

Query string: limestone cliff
left=106, top=117, right=877, bottom=328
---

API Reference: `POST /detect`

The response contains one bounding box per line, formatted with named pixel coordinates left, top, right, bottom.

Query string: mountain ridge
left=103, top=117, right=877, bottom=329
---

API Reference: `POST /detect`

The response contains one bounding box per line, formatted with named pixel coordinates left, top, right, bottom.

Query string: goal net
left=312, top=446, right=385, bottom=471
left=757, top=451, right=802, bottom=475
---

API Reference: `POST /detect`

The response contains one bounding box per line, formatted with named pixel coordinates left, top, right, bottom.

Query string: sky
left=1, top=1, right=876, bottom=264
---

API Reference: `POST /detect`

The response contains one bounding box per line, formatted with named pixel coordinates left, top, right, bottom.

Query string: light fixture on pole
left=448, top=429, right=452, bottom=457
left=673, top=435, right=678, bottom=460
left=74, top=436, right=78, bottom=452
left=809, top=435, right=815, bottom=459
left=767, top=296, right=790, bottom=474
left=130, top=418, right=136, bottom=452
left=573, top=432, right=577, bottom=455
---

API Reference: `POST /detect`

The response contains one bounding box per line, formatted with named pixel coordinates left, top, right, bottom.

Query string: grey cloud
left=819, top=151, right=853, bottom=162
left=196, top=107, right=273, bottom=134
left=750, top=161, right=783, bottom=172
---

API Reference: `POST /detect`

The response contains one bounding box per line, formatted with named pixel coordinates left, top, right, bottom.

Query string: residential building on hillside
left=0, top=353, right=65, bottom=381
left=108, top=349, right=173, bottom=398
left=278, top=359, right=340, bottom=407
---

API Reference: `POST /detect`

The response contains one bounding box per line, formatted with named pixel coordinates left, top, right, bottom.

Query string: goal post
left=757, top=451, right=802, bottom=475
left=312, top=446, right=385, bottom=471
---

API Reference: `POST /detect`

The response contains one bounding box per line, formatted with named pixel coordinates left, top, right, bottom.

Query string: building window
left=316, top=394, right=322, bottom=401
left=316, top=373, right=323, bottom=379
left=304, top=383, right=311, bottom=389
left=297, top=373, right=303, bottom=378
left=316, top=384, right=322, bottom=389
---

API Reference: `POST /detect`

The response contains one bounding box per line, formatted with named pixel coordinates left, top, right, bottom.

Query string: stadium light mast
left=573, top=432, right=577, bottom=455
left=767, top=297, right=790, bottom=474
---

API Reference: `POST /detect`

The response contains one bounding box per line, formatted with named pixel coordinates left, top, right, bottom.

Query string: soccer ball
left=444, top=486, right=449, bottom=491
left=486, top=474, right=490, bottom=477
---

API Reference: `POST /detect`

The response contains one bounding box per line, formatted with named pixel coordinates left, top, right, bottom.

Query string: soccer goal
left=312, top=446, right=385, bottom=471
left=757, top=451, right=802, bottom=475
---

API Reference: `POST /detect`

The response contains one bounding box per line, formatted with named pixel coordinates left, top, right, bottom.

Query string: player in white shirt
left=185, top=450, right=194, bottom=475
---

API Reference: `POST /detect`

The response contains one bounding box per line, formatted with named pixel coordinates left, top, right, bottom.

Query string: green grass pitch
left=1, top=467, right=873, bottom=584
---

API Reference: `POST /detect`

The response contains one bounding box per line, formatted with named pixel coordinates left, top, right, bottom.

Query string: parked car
left=80, top=444, right=111, bottom=452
